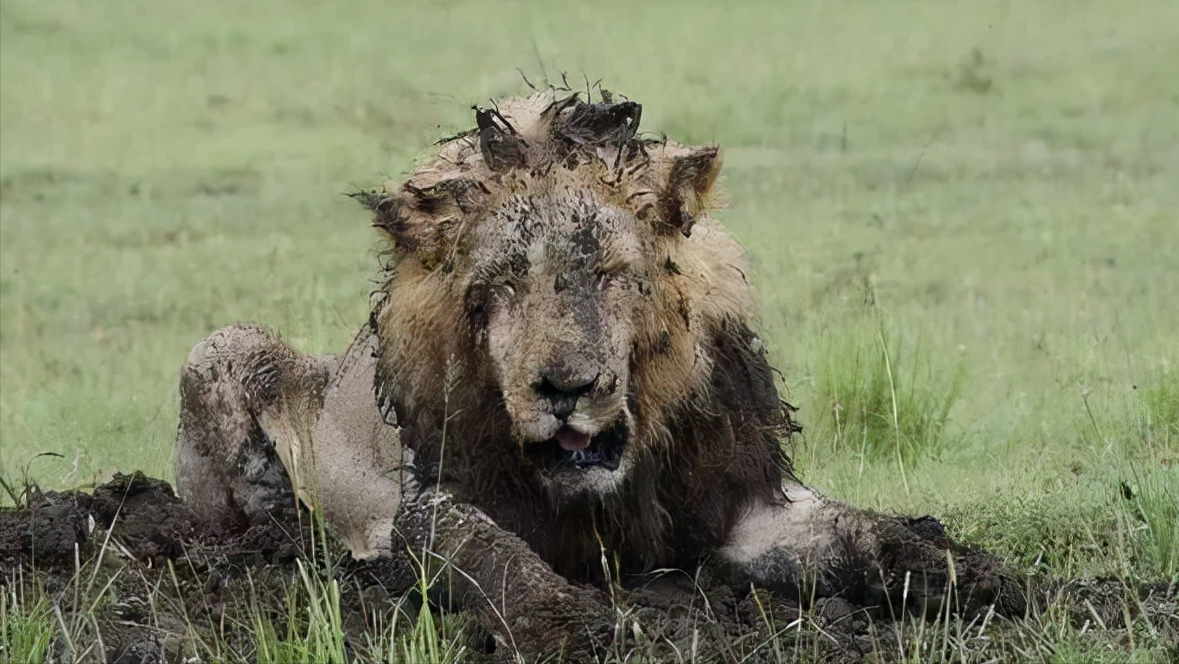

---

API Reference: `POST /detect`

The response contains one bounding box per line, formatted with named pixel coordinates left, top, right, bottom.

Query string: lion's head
left=360, top=91, right=785, bottom=504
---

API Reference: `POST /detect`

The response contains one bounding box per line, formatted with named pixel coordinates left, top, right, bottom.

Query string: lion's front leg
left=174, top=324, right=405, bottom=559
left=719, top=477, right=1025, bottom=618
left=718, top=480, right=867, bottom=600
left=174, top=325, right=320, bottom=530
left=395, top=489, right=614, bottom=662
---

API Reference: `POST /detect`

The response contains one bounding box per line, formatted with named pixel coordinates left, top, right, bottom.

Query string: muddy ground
left=2, top=472, right=1175, bottom=663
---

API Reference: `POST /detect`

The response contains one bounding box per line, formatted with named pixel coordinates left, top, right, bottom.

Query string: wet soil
left=2, top=472, right=1175, bottom=663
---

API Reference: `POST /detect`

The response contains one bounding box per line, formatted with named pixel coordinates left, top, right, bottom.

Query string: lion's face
left=465, top=191, right=649, bottom=496
left=370, top=92, right=746, bottom=501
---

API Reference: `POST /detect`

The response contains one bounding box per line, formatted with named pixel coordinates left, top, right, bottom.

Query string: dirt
left=2, top=472, right=1175, bottom=663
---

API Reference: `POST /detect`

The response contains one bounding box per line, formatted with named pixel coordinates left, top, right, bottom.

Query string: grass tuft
left=349, top=547, right=470, bottom=664
left=252, top=559, right=348, bottom=664
left=945, top=492, right=1120, bottom=577
left=809, top=317, right=962, bottom=472
left=1123, top=466, right=1179, bottom=580
left=1, top=574, right=54, bottom=664
left=1141, top=375, right=1178, bottom=455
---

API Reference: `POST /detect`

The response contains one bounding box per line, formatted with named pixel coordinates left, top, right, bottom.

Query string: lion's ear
left=360, top=191, right=420, bottom=252
left=357, top=179, right=488, bottom=266
left=658, top=146, right=722, bottom=237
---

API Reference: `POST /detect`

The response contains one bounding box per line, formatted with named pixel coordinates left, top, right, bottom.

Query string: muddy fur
left=395, top=489, right=615, bottom=659
left=174, top=324, right=406, bottom=559
left=365, top=90, right=800, bottom=582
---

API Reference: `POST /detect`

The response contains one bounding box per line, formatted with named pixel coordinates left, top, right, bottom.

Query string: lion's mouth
left=529, top=420, right=627, bottom=471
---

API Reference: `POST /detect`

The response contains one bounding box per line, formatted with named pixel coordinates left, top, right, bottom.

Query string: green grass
left=807, top=310, right=964, bottom=476
left=377, top=553, right=468, bottom=664
left=1, top=574, right=54, bottom=664
left=253, top=560, right=349, bottom=664
left=3, top=0, right=1179, bottom=660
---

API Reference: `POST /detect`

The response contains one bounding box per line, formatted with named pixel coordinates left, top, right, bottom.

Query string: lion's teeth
left=568, top=449, right=604, bottom=466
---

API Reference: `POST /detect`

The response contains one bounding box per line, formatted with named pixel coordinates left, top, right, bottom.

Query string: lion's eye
left=595, top=272, right=615, bottom=292
left=597, top=268, right=634, bottom=292
left=497, top=280, right=517, bottom=298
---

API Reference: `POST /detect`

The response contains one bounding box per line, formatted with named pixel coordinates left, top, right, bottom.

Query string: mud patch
left=2, top=473, right=413, bottom=663
left=2, top=473, right=1175, bottom=663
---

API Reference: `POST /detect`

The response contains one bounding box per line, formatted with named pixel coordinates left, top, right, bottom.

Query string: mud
left=2, top=473, right=1175, bottom=663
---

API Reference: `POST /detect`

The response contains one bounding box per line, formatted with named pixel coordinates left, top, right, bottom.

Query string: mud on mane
left=351, top=89, right=801, bottom=582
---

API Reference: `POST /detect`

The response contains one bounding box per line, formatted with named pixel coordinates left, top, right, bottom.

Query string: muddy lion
left=175, top=90, right=1022, bottom=659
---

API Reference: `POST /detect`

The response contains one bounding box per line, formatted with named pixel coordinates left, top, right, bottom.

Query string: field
left=2, top=0, right=1177, bottom=662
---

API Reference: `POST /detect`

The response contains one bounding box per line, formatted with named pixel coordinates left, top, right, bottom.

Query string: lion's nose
left=532, top=370, right=598, bottom=420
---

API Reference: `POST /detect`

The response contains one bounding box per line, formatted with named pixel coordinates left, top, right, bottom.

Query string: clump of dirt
left=2, top=473, right=415, bottom=663
left=2, top=473, right=1174, bottom=664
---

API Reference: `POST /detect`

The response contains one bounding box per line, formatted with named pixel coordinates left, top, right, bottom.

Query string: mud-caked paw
left=854, top=515, right=1026, bottom=619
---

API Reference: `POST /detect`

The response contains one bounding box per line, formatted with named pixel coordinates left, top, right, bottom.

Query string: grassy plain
left=2, top=0, right=1178, bottom=661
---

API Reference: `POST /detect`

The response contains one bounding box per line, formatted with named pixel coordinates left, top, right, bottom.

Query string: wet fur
left=363, top=91, right=800, bottom=582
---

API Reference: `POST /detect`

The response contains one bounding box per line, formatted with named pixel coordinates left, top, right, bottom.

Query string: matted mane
left=355, top=89, right=723, bottom=273
left=356, top=89, right=799, bottom=581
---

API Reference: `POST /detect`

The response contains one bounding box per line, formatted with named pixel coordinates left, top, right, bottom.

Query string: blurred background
left=1, top=1, right=1176, bottom=573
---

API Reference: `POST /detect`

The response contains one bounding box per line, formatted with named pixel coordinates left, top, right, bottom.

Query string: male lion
left=175, top=90, right=1019, bottom=658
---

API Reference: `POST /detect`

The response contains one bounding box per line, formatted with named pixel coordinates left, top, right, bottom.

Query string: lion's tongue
left=555, top=426, right=591, bottom=452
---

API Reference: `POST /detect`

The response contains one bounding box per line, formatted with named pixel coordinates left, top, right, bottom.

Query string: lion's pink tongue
left=555, top=426, right=591, bottom=452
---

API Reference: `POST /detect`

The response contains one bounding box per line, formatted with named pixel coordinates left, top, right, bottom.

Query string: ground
left=2, top=472, right=1175, bottom=663
left=2, top=0, right=1178, bottom=662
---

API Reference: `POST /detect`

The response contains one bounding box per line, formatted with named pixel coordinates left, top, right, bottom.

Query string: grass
left=244, top=556, right=467, bottom=664
left=253, top=560, right=348, bottom=664
left=808, top=308, right=964, bottom=475
left=378, top=553, right=468, bottom=664
left=1, top=573, right=54, bottom=664
left=2, top=0, right=1178, bottom=661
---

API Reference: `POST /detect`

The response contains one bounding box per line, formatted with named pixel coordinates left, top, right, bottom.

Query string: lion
left=174, top=90, right=1020, bottom=658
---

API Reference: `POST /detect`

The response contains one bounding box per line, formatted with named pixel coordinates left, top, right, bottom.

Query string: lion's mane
left=355, top=91, right=800, bottom=581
